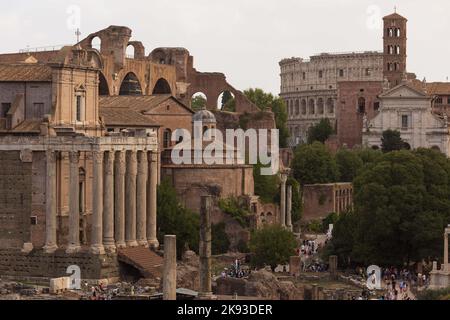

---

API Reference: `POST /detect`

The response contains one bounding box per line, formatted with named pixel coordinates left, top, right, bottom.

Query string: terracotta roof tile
left=0, top=51, right=60, bottom=64
left=99, top=95, right=193, bottom=114
left=100, top=107, right=159, bottom=127
left=0, top=64, right=52, bottom=82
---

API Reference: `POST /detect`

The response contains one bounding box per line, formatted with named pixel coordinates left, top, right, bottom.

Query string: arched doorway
left=191, top=92, right=207, bottom=111
left=119, top=73, right=142, bottom=95
left=217, top=90, right=235, bottom=111
left=152, top=78, right=172, bottom=95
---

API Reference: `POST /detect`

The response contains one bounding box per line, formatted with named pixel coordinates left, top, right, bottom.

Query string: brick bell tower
left=383, top=11, right=408, bottom=88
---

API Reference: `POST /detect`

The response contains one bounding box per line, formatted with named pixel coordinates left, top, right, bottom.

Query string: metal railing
left=19, top=44, right=70, bottom=53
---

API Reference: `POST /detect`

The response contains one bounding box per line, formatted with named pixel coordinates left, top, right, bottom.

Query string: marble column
left=91, top=151, right=105, bottom=255
left=114, top=151, right=126, bottom=249
left=125, top=151, right=138, bottom=247
left=147, top=152, right=159, bottom=249
left=67, top=151, right=81, bottom=254
left=44, top=149, right=58, bottom=254
left=103, top=151, right=116, bottom=253
left=163, top=235, right=177, bottom=301
left=280, top=174, right=287, bottom=227
left=136, top=151, right=148, bottom=246
left=199, top=196, right=214, bottom=299
left=286, top=185, right=293, bottom=232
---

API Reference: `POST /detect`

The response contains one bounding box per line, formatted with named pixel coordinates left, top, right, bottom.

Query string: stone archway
left=119, top=72, right=143, bottom=95
left=152, top=78, right=172, bottom=95
left=99, top=72, right=110, bottom=95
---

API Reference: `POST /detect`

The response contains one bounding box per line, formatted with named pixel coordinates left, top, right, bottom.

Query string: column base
left=90, top=245, right=105, bottom=255
left=116, top=242, right=127, bottom=249
left=137, top=240, right=149, bottom=248
left=126, top=241, right=139, bottom=248
left=148, top=239, right=160, bottom=250
left=43, top=244, right=58, bottom=254
left=104, top=243, right=117, bottom=254
left=21, top=243, right=34, bottom=254
left=66, top=245, right=82, bottom=254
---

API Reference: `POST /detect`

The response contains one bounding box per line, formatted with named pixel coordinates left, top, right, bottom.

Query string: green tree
left=244, top=88, right=289, bottom=148
left=292, top=142, right=339, bottom=186
left=288, top=177, right=302, bottom=223
left=212, top=223, right=230, bottom=255
left=307, top=118, right=334, bottom=144
left=157, top=180, right=199, bottom=258
left=249, top=224, right=297, bottom=270
left=336, top=148, right=364, bottom=182
left=253, top=162, right=280, bottom=204
left=191, top=95, right=207, bottom=111
left=328, top=149, right=450, bottom=266
left=381, top=129, right=407, bottom=153
left=355, top=147, right=383, bottom=165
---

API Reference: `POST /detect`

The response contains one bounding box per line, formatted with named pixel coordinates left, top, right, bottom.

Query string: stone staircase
left=117, top=247, right=163, bottom=279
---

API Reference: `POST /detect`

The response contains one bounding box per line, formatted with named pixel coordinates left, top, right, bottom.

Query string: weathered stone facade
left=363, top=84, right=450, bottom=154
left=302, top=183, right=353, bottom=222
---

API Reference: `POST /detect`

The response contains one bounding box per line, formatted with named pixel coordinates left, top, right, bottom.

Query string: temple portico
left=0, top=135, right=158, bottom=255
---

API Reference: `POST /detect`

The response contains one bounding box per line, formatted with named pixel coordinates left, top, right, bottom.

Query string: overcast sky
left=1, top=0, right=449, bottom=95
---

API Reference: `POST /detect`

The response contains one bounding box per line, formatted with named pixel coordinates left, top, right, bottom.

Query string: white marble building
left=363, top=83, right=450, bottom=155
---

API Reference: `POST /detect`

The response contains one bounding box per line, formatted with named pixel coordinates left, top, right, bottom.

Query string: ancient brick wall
left=0, top=249, right=119, bottom=280
left=0, top=151, right=32, bottom=249
left=336, top=81, right=383, bottom=148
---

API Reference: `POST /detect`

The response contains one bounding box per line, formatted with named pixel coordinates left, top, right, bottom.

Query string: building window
left=374, top=102, right=380, bottom=112
left=365, top=68, right=371, bottom=76
left=31, top=103, right=45, bottom=119
left=76, top=96, right=82, bottom=121
left=339, top=69, right=344, bottom=77
left=163, top=129, right=172, bottom=149
left=436, top=97, right=443, bottom=104
left=302, top=72, right=306, bottom=80
left=358, top=97, right=366, bottom=114
left=319, top=70, right=323, bottom=78
left=1, top=103, right=11, bottom=118
left=447, top=97, right=450, bottom=104
left=402, top=115, right=409, bottom=129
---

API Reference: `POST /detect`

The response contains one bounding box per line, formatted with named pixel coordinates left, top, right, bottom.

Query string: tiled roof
left=383, top=12, right=407, bottom=20
left=100, top=107, right=159, bottom=127
left=99, top=95, right=194, bottom=114
left=12, top=119, right=42, bottom=132
left=117, top=247, right=163, bottom=279
left=409, top=80, right=450, bottom=96
left=0, top=64, right=52, bottom=82
left=0, top=51, right=60, bottom=64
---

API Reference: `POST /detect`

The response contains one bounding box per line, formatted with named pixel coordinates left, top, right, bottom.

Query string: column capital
left=69, top=151, right=79, bottom=164
left=105, top=151, right=115, bottom=175
left=93, top=151, right=104, bottom=164
left=46, top=149, right=57, bottom=163
left=149, top=151, right=159, bottom=163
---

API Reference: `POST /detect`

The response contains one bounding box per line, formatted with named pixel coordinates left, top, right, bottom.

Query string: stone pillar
left=103, top=151, right=116, bottom=253
left=444, top=230, right=449, bottom=271
left=329, top=255, right=338, bottom=280
left=147, top=152, right=159, bottom=249
left=67, top=151, right=81, bottom=254
left=91, top=151, right=105, bottom=255
left=290, top=256, right=301, bottom=277
left=44, top=150, right=58, bottom=254
left=199, top=196, right=214, bottom=300
left=136, top=151, right=148, bottom=247
left=114, top=151, right=126, bottom=249
left=280, top=174, right=287, bottom=227
left=125, top=151, right=138, bottom=247
left=163, top=235, right=177, bottom=301
left=287, top=185, right=293, bottom=231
